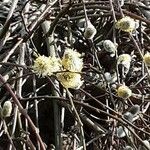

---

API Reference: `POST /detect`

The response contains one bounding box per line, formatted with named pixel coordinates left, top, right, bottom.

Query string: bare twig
left=0, top=75, right=46, bottom=150
left=66, top=89, right=86, bottom=150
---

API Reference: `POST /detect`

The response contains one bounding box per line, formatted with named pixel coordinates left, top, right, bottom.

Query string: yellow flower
left=84, top=20, right=97, bottom=39
left=115, top=16, right=136, bottom=32
left=117, top=54, right=131, bottom=69
left=62, top=49, right=83, bottom=72
left=143, top=52, right=150, bottom=67
left=57, top=72, right=83, bottom=89
left=33, top=55, right=62, bottom=77
left=117, top=85, right=132, bottom=99
left=33, top=55, right=50, bottom=77
left=48, top=56, right=62, bottom=75
left=2, top=101, right=12, bottom=117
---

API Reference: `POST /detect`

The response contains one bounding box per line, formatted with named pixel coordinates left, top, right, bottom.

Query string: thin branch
left=0, top=75, right=46, bottom=150
left=66, top=89, right=86, bottom=150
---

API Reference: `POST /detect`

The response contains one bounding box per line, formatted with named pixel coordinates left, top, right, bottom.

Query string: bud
left=116, top=126, right=128, bottom=138
left=102, top=40, right=117, bottom=57
left=104, top=72, right=117, bottom=83
left=143, top=52, right=150, bottom=67
left=117, top=85, right=132, bottom=99
left=84, top=20, right=97, bottom=39
left=2, top=101, right=12, bottom=117
left=128, top=105, right=140, bottom=116
left=104, top=72, right=112, bottom=82
left=123, top=112, right=134, bottom=122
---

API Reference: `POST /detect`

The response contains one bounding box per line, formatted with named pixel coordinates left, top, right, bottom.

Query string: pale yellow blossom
left=117, top=85, right=132, bottom=99
left=117, top=54, right=131, bottom=71
left=33, top=55, right=62, bottom=77
left=57, top=72, right=83, bottom=89
left=62, top=49, right=83, bottom=72
left=33, top=55, right=50, bottom=77
left=116, top=16, right=136, bottom=32
left=118, top=54, right=131, bottom=64
left=143, top=52, right=150, bottom=67
left=48, top=56, right=62, bottom=76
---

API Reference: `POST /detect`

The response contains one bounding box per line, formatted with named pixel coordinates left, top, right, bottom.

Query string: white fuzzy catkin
left=143, top=52, right=150, bottom=67
left=102, top=40, right=117, bottom=57
left=116, top=126, right=129, bottom=138
left=104, top=72, right=117, bottom=83
left=2, top=101, right=12, bottom=117
left=84, top=20, right=97, bottom=39
left=123, top=112, right=134, bottom=122
left=117, top=54, right=132, bottom=75
left=129, top=105, right=140, bottom=116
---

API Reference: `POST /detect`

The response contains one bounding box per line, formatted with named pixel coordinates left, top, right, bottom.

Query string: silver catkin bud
left=84, top=20, right=97, bottom=39
left=116, top=126, right=128, bottom=138
left=2, top=101, right=12, bottom=118
left=123, top=112, right=134, bottom=122
left=128, top=105, right=140, bottom=116
left=102, top=40, right=117, bottom=57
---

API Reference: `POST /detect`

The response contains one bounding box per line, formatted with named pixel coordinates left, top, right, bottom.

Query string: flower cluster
left=58, top=49, right=83, bottom=89
left=33, top=49, right=83, bottom=89
left=115, top=16, right=136, bottom=33
left=33, top=55, right=62, bottom=77
left=62, top=48, right=83, bottom=72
